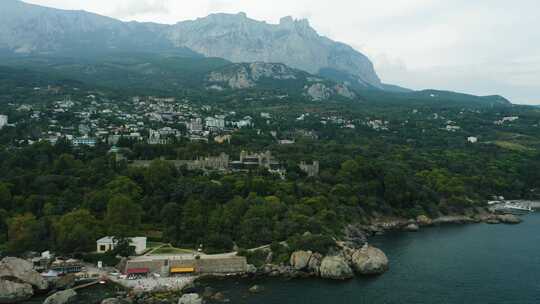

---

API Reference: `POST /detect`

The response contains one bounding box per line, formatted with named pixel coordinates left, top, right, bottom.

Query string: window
left=100, top=245, right=106, bottom=251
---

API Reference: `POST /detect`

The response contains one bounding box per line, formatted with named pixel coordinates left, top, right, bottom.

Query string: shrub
left=287, top=233, right=336, bottom=255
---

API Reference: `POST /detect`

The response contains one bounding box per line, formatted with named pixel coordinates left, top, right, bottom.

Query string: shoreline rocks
left=404, top=223, right=420, bottom=232
left=0, top=257, right=49, bottom=291
left=432, top=216, right=476, bottom=225
left=350, top=246, right=389, bottom=275
left=43, top=289, right=77, bottom=304
left=290, top=250, right=312, bottom=270
left=0, top=280, right=34, bottom=304
left=178, top=293, right=203, bottom=304
left=248, top=285, right=264, bottom=293
left=319, top=256, right=354, bottom=280
left=416, top=215, right=434, bottom=226
left=0, top=257, right=50, bottom=303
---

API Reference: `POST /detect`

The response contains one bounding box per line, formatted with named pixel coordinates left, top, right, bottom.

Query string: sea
left=204, top=213, right=540, bottom=304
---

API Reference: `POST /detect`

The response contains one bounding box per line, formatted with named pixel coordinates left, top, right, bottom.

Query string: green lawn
left=147, top=241, right=166, bottom=248
left=150, top=244, right=194, bottom=255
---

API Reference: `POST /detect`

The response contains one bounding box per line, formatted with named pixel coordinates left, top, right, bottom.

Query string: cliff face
left=166, top=13, right=381, bottom=88
left=206, top=62, right=357, bottom=101
left=0, top=0, right=178, bottom=55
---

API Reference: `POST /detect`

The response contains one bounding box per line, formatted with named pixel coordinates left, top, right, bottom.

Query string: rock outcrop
left=307, top=253, right=323, bottom=275
left=52, top=274, right=76, bottom=290
left=498, top=214, right=522, bottom=224
left=319, top=256, right=353, bottom=280
left=248, top=285, right=264, bottom=293
left=246, top=264, right=257, bottom=274
left=350, top=246, right=389, bottom=275
left=305, top=83, right=333, bottom=101
left=0, top=257, right=49, bottom=291
left=404, top=223, right=420, bottom=232
left=304, top=83, right=356, bottom=101
left=343, top=224, right=368, bottom=248
left=207, top=62, right=356, bottom=101
left=101, top=299, right=123, bottom=304
left=43, top=289, right=77, bottom=304
left=290, top=251, right=312, bottom=270
left=416, top=215, right=434, bottom=226
left=178, top=293, right=203, bottom=304
left=0, top=279, right=34, bottom=304
left=432, top=216, right=475, bottom=225
left=208, top=62, right=300, bottom=88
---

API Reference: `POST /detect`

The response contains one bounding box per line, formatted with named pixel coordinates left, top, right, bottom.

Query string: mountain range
left=0, top=0, right=511, bottom=106
left=0, top=0, right=380, bottom=89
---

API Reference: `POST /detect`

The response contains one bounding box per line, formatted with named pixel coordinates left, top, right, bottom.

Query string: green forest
left=1, top=56, right=540, bottom=258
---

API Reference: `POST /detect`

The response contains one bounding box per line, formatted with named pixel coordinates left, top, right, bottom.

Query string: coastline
left=13, top=210, right=526, bottom=304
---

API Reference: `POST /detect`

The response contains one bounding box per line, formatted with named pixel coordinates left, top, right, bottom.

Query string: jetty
left=488, top=200, right=538, bottom=215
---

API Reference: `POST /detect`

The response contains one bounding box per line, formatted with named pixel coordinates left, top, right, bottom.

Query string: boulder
left=416, top=215, right=433, bottom=226
left=211, top=292, right=225, bottom=302
left=53, top=274, right=76, bottom=290
left=319, top=256, right=353, bottom=280
left=246, top=264, right=257, bottom=274
left=404, top=223, right=420, bottom=232
left=289, top=251, right=312, bottom=270
left=178, top=293, right=203, bottom=304
left=248, top=285, right=264, bottom=293
left=0, top=257, right=49, bottom=291
left=307, top=253, right=323, bottom=275
left=497, top=214, right=522, bottom=224
left=202, top=287, right=215, bottom=298
left=101, top=299, right=123, bottom=304
left=0, top=279, right=34, bottom=303
left=485, top=217, right=501, bottom=224
left=351, top=246, right=389, bottom=275
left=43, top=289, right=77, bottom=304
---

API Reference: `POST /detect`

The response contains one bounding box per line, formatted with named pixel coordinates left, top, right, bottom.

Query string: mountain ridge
left=0, top=1, right=381, bottom=89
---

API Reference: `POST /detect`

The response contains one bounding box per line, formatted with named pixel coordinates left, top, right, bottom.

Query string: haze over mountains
left=0, top=0, right=380, bottom=89
left=0, top=0, right=513, bottom=106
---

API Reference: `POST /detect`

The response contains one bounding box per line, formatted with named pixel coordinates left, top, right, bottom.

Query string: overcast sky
left=24, top=0, right=540, bottom=104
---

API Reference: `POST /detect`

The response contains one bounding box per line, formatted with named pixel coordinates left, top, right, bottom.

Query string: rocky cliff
left=206, top=62, right=357, bottom=101
left=166, top=13, right=381, bottom=88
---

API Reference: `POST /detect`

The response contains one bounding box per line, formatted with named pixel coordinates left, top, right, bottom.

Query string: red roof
left=126, top=268, right=149, bottom=274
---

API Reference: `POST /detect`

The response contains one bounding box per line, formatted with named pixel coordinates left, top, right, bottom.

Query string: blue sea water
left=205, top=213, right=540, bottom=304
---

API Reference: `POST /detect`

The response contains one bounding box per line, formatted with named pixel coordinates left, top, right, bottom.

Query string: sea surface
left=205, top=213, right=540, bottom=304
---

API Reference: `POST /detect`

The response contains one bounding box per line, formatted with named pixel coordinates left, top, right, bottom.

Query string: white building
left=467, top=137, right=478, bottom=143
left=205, top=116, right=225, bottom=129
left=0, top=115, right=8, bottom=129
left=96, top=236, right=147, bottom=255
left=188, top=118, right=203, bottom=132
left=72, top=137, right=97, bottom=147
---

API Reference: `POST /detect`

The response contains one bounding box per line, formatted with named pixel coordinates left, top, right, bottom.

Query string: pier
left=73, top=279, right=104, bottom=291
left=488, top=200, right=539, bottom=214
